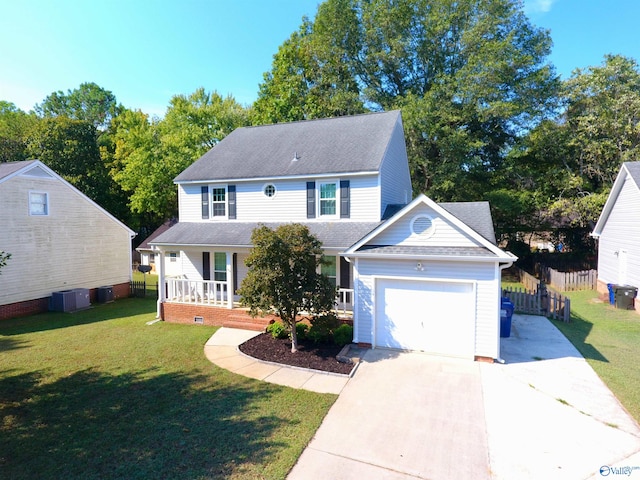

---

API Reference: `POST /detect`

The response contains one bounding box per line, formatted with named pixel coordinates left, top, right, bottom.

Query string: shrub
left=295, top=322, right=309, bottom=341
left=308, top=313, right=340, bottom=344
left=266, top=321, right=288, bottom=339
left=333, top=324, right=353, bottom=347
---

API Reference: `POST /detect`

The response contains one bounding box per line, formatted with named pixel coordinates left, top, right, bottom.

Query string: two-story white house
left=151, top=111, right=516, bottom=360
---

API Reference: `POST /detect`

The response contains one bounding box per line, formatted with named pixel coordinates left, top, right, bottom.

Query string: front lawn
left=0, top=298, right=336, bottom=479
left=551, top=290, right=640, bottom=423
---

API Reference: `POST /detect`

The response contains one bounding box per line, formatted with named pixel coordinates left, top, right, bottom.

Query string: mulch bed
left=239, top=333, right=354, bottom=375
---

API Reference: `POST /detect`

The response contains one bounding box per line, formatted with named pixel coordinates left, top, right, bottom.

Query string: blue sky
left=1, top=0, right=639, bottom=118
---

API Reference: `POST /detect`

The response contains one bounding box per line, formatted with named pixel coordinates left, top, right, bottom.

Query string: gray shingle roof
left=439, top=201, right=497, bottom=245
left=174, top=111, right=402, bottom=182
left=150, top=222, right=381, bottom=250
left=0, top=160, right=36, bottom=181
left=624, top=161, right=640, bottom=187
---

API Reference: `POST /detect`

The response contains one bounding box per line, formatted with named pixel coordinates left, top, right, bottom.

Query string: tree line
left=2, top=0, right=640, bottom=260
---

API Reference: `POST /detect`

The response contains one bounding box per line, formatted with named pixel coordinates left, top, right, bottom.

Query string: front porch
left=160, top=278, right=354, bottom=330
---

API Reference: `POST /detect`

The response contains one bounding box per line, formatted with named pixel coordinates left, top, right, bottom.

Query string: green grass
left=551, top=290, right=640, bottom=423
left=0, top=298, right=336, bottom=479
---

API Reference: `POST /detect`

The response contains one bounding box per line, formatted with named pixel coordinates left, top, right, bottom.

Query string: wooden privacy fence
left=543, top=268, right=597, bottom=291
left=503, top=286, right=571, bottom=323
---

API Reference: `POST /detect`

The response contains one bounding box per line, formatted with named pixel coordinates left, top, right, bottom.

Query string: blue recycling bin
left=500, top=297, right=514, bottom=338
left=607, top=283, right=615, bottom=305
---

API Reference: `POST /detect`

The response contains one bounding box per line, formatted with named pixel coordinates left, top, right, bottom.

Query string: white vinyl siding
left=598, top=174, right=640, bottom=288
left=373, top=204, right=479, bottom=247
left=178, top=175, right=382, bottom=222
left=0, top=173, right=132, bottom=306
left=379, top=117, right=412, bottom=215
left=353, top=257, right=500, bottom=359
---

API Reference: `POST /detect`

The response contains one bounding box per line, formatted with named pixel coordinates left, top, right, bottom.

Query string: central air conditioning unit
left=50, top=288, right=91, bottom=312
left=72, top=288, right=91, bottom=310
left=51, top=290, right=77, bottom=312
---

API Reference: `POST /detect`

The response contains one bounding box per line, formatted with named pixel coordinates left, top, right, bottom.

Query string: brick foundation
left=0, top=282, right=133, bottom=321
left=0, top=297, right=50, bottom=321
left=161, top=302, right=276, bottom=331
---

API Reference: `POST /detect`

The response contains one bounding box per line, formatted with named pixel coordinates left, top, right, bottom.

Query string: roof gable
left=593, top=161, right=640, bottom=236
left=0, top=160, right=135, bottom=236
left=345, top=194, right=513, bottom=261
left=174, top=110, right=402, bottom=183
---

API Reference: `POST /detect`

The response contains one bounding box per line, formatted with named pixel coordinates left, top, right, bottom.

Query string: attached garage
left=344, top=194, right=517, bottom=361
left=375, top=278, right=475, bottom=358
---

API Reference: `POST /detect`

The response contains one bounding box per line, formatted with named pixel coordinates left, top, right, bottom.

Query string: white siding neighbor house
left=151, top=111, right=516, bottom=360
left=592, top=162, right=640, bottom=311
left=0, top=160, right=136, bottom=320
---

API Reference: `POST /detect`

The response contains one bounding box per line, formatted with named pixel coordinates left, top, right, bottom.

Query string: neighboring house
left=136, top=218, right=178, bottom=274
left=592, top=161, right=640, bottom=311
left=151, top=111, right=516, bottom=360
left=0, top=160, right=136, bottom=320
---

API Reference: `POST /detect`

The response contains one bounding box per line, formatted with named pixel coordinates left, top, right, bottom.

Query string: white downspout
left=496, top=255, right=516, bottom=363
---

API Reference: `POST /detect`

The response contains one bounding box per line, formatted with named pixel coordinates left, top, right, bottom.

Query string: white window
left=29, top=192, right=48, bottom=216
left=168, top=252, right=179, bottom=262
left=211, top=187, right=226, bottom=217
left=319, top=182, right=337, bottom=216
left=214, top=252, right=227, bottom=281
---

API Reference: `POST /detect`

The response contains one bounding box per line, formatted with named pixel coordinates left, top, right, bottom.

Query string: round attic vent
left=411, top=215, right=435, bottom=237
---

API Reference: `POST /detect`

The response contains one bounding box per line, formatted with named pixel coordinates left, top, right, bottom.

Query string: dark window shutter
left=232, top=253, right=238, bottom=293
left=201, top=186, right=209, bottom=219
left=306, top=181, right=316, bottom=218
left=228, top=185, right=236, bottom=219
left=340, top=180, right=350, bottom=218
left=340, top=256, right=350, bottom=288
left=202, top=252, right=211, bottom=281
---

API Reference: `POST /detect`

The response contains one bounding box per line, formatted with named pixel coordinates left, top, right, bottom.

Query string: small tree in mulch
left=239, top=224, right=336, bottom=353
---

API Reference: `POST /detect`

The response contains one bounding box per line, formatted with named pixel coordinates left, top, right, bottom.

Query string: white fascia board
left=174, top=170, right=379, bottom=185
left=150, top=242, right=253, bottom=249
left=341, top=252, right=514, bottom=263
left=592, top=164, right=635, bottom=237
left=346, top=193, right=508, bottom=258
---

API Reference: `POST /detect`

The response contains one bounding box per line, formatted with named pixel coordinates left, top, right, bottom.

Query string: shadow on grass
left=0, top=298, right=156, bottom=337
left=0, top=367, right=287, bottom=479
left=552, top=310, right=609, bottom=363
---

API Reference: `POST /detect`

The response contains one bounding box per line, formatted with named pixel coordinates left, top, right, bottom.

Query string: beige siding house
left=0, top=160, right=136, bottom=320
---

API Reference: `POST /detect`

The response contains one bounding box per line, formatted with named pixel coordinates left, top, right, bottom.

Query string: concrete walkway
left=203, top=327, right=352, bottom=394
left=205, top=317, right=640, bottom=479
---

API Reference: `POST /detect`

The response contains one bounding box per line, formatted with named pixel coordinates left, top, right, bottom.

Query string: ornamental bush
left=266, top=321, right=288, bottom=339
left=333, top=324, right=353, bottom=347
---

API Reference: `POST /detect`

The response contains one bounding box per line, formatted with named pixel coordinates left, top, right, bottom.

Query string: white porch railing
left=164, top=279, right=354, bottom=317
left=335, top=288, right=354, bottom=317
left=166, top=278, right=228, bottom=307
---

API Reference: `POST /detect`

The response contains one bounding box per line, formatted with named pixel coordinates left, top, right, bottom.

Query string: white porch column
left=155, top=247, right=166, bottom=318
left=226, top=252, right=233, bottom=309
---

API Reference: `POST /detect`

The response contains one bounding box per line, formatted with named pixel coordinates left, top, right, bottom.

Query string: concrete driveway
left=288, top=314, right=640, bottom=479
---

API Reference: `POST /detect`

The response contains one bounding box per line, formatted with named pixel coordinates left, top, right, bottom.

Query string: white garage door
left=375, top=279, right=475, bottom=358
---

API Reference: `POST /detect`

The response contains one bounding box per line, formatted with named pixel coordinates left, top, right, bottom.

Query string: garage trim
left=371, top=275, right=477, bottom=357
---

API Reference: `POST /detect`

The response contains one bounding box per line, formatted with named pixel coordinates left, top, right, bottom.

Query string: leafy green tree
left=253, top=7, right=365, bottom=124
left=255, top=0, right=559, bottom=200
left=0, top=102, right=38, bottom=163
left=564, top=55, right=640, bottom=190
left=111, top=90, right=249, bottom=220
left=25, top=117, right=116, bottom=208
left=239, top=224, right=336, bottom=353
left=34, top=82, right=121, bottom=130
